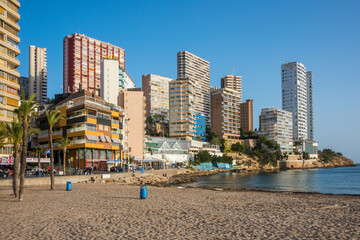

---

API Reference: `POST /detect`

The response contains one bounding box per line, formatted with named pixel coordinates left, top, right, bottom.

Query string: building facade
left=36, top=90, right=125, bottom=170
left=101, top=59, right=119, bottom=105
left=210, top=87, right=241, bottom=142
left=240, top=99, right=253, bottom=133
left=169, top=78, right=206, bottom=141
left=63, top=33, right=125, bottom=96
left=29, top=45, right=47, bottom=103
left=18, top=76, right=28, bottom=99
left=142, top=74, right=172, bottom=119
left=177, top=51, right=210, bottom=127
left=118, top=88, right=145, bottom=158
left=281, top=62, right=308, bottom=141
left=0, top=0, right=21, bottom=157
left=119, top=66, right=135, bottom=89
left=221, top=75, right=242, bottom=99
left=259, top=107, right=293, bottom=152
left=307, top=71, right=314, bottom=141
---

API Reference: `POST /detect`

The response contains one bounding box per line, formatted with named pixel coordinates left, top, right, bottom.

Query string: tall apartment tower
left=63, top=33, right=125, bottom=96
left=29, top=45, right=47, bottom=103
left=281, top=62, right=308, bottom=141
left=177, top=51, right=210, bottom=127
left=211, top=88, right=241, bottom=142
left=240, top=99, right=253, bottom=133
left=259, top=107, right=293, bottom=152
left=142, top=74, right=172, bottom=119
left=0, top=0, right=21, bottom=156
left=169, top=78, right=205, bottom=141
left=221, top=75, right=242, bottom=99
left=306, top=71, right=314, bottom=141
left=101, top=59, right=119, bottom=105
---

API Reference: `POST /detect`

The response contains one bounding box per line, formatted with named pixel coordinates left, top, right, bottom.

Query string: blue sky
left=18, top=0, right=360, bottom=162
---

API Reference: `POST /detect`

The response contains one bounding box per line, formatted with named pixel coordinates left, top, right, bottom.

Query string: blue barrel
left=140, top=185, right=147, bottom=199
left=141, top=167, right=144, bottom=173
left=133, top=168, right=136, bottom=173
left=66, top=181, right=72, bottom=191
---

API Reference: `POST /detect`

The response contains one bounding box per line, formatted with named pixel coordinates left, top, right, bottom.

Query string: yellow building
left=0, top=0, right=21, bottom=157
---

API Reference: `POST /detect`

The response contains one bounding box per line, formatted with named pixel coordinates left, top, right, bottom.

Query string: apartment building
left=169, top=78, right=206, bottom=141
left=240, top=99, right=253, bottom=133
left=101, top=59, right=119, bottom=105
left=221, top=75, right=242, bottom=99
left=177, top=51, right=210, bottom=127
left=36, top=90, right=125, bottom=170
left=63, top=33, right=126, bottom=96
left=119, top=66, right=135, bottom=89
left=142, top=74, right=172, bottom=118
left=29, top=45, right=47, bottom=103
left=18, top=76, right=28, bottom=99
left=118, top=88, right=146, bottom=158
left=0, top=0, right=20, bottom=157
left=307, top=71, right=314, bottom=141
left=211, top=87, right=241, bottom=142
left=281, top=62, right=308, bottom=141
left=259, top=107, right=293, bottom=152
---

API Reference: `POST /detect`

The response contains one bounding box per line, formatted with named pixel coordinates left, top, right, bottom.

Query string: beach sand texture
left=1, top=184, right=359, bottom=239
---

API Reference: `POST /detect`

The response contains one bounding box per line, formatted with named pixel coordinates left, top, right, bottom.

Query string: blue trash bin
left=140, top=185, right=147, bottom=199
left=133, top=168, right=136, bottom=173
left=66, top=181, right=72, bottom=191
left=141, top=167, right=144, bottom=174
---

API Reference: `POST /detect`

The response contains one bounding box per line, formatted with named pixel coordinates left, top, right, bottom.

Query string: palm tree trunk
left=12, top=144, right=20, bottom=197
left=38, top=153, right=41, bottom=169
left=63, top=148, right=66, bottom=176
left=18, top=119, right=28, bottom=201
left=49, top=129, right=55, bottom=190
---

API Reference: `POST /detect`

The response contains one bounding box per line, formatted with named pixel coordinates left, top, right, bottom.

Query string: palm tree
left=17, top=94, right=38, bottom=202
left=58, top=137, right=71, bottom=176
left=46, top=108, right=65, bottom=190
left=34, top=146, right=46, bottom=169
left=0, top=119, right=22, bottom=197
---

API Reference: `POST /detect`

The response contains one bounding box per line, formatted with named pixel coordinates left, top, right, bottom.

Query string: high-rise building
left=307, top=71, right=314, bottom=141
left=240, top=99, right=253, bottom=133
left=142, top=74, right=172, bottom=118
left=118, top=88, right=145, bottom=158
left=0, top=0, right=21, bottom=156
left=119, top=67, right=135, bottom=89
left=101, top=59, right=119, bottom=105
left=211, top=87, right=241, bottom=142
left=169, top=78, right=206, bottom=141
left=177, top=51, right=210, bottom=127
left=221, top=75, right=242, bottom=99
left=63, top=33, right=125, bottom=96
left=281, top=62, right=308, bottom=141
left=18, top=77, right=29, bottom=99
left=259, top=107, right=293, bottom=152
left=29, top=45, right=47, bottom=103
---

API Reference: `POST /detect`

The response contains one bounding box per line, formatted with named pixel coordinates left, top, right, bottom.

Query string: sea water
left=185, top=165, right=360, bottom=195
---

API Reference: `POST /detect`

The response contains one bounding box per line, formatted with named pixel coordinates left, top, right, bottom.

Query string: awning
left=86, top=135, right=99, bottom=141
left=112, top=138, right=121, bottom=143
left=99, top=135, right=106, bottom=142
left=105, top=136, right=111, bottom=143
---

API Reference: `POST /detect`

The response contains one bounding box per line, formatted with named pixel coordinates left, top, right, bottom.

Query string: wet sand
left=1, top=183, right=360, bottom=239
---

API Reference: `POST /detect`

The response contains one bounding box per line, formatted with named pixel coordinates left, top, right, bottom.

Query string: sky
left=17, top=0, right=360, bottom=162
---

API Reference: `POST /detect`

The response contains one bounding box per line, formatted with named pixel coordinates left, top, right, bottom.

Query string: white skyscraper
left=307, top=71, right=314, bottom=141
left=29, top=45, right=47, bottom=103
left=101, top=59, right=119, bottom=105
left=281, top=62, right=308, bottom=141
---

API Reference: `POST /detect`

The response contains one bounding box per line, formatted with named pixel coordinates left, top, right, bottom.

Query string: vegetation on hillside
left=193, top=150, right=233, bottom=165
left=319, top=148, right=343, bottom=162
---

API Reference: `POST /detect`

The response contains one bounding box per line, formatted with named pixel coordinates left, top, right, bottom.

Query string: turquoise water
left=185, top=165, right=360, bottom=195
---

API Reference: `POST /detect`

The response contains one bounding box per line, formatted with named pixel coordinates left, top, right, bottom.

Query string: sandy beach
left=1, top=183, right=360, bottom=239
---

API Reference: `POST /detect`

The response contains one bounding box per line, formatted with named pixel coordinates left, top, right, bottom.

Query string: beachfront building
left=18, top=76, right=29, bottom=99
left=63, top=33, right=126, bottom=96
left=169, top=78, right=206, bottom=141
left=221, top=75, right=242, bottom=100
left=29, top=45, right=47, bottom=104
left=177, top=51, right=210, bottom=127
left=118, top=88, right=146, bottom=158
left=259, top=107, right=293, bottom=152
left=281, top=62, right=308, bottom=141
left=119, top=66, right=135, bottom=89
left=307, top=71, right=314, bottom=141
left=142, top=74, right=172, bottom=119
left=240, top=99, right=254, bottom=133
left=210, top=87, right=241, bottom=143
left=36, top=90, right=125, bottom=170
left=0, top=0, right=21, bottom=157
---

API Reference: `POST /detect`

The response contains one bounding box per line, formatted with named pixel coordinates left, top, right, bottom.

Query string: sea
left=184, top=165, right=360, bottom=195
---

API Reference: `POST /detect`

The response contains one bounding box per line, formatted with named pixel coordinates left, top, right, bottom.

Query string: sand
left=1, top=183, right=360, bottom=239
